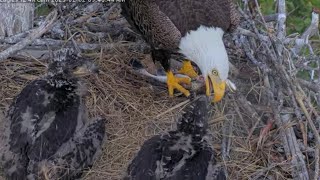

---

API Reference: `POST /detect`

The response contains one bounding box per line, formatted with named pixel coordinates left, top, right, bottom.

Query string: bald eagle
left=121, top=0, right=240, bottom=102
left=0, top=49, right=106, bottom=180
left=124, top=95, right=226, bottom=180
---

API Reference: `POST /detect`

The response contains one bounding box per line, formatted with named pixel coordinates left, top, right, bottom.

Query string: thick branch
left=276, top=0, right=286, bottom=58
left=292, top=12, right=319, bottom=55
left=0, top=10, right=58, bottom=61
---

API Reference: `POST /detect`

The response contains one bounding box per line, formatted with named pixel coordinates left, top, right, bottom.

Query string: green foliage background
left=236, top=0, right=320, bottom=79
left=255, top=0, right=320, bottom=34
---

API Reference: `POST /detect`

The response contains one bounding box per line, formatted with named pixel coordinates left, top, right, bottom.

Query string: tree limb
left=292, top=11, right=319, bottom=56
left=0, top=10, right=58, bottom=61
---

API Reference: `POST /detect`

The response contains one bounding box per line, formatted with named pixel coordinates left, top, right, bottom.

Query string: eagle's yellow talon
left=166, top=71, right=191, bottom=97
left=178, top=60, right=198, bottom=78
left=176, top=77, right=191, bottom=84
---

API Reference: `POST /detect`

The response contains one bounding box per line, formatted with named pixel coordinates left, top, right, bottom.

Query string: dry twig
left=0, top=10, right=58, bottom=61
left=0, top=2, right=319, bottom=180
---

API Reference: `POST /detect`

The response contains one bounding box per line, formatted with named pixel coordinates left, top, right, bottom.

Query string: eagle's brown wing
left=121, top=0, right=240, bottom=49
left=154, top=0, right=240, bottom=36
left=227, top=0, right=241, bottom=32
left=121, top=0, right=181, bottom=50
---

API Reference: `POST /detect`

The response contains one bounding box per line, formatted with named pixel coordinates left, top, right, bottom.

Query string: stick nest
left=0, top=2, right=320, bottom=180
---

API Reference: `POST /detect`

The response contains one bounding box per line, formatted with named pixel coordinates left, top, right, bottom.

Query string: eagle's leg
left=178, top=60, right=198, bottom=78
left=152, top=49, right=191, bottom=97
left=166, top=70, right=191, bottom=97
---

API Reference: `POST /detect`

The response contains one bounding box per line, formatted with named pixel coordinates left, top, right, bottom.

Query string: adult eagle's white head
left=121, top=0, right=239, bottom=102
left=179, top=26, right=229, bottom=102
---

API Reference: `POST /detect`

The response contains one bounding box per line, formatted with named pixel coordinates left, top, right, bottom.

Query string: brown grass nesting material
left=80, top=46, right=203, bottom=180
left=0, top=44, right=289, bottom=180
left=0, top=58, right=46, bottom=112
left=1, top=3, right=319, bottom=180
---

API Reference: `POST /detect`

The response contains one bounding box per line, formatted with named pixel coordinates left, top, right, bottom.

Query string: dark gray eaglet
left=124, top=95, right=226, bottom=180
left=0, top=49, right=106, bottom=180
left=121, top=0, right=240, bottom=102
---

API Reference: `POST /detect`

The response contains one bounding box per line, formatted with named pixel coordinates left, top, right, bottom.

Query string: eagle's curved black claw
left=129, top=58, right=144, bottom=70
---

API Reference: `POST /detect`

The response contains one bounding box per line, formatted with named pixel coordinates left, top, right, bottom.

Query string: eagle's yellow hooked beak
left=205, top=75, right=226, bottom=103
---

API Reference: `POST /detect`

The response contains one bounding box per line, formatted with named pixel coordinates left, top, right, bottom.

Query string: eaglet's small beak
left=72, top=65, right=99, bottom=77
left=205, top=75, right=226, bottom=103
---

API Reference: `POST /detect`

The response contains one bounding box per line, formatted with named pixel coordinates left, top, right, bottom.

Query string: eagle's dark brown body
left=122, top=0, right=239, bottom=48
left=121, top=0, right=239, bottom=70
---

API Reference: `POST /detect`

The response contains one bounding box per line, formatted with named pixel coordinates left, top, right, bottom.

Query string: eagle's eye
left=212, top=69, right=219, bottom=76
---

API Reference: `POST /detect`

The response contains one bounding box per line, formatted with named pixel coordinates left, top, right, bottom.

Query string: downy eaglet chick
left=0, top=48, right=106, bottom=180
left=124, top=95, right=226, bottom=180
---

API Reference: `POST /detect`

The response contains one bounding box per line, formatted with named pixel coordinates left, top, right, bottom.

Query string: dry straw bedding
left=0, top=2, right=319, bottom=180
